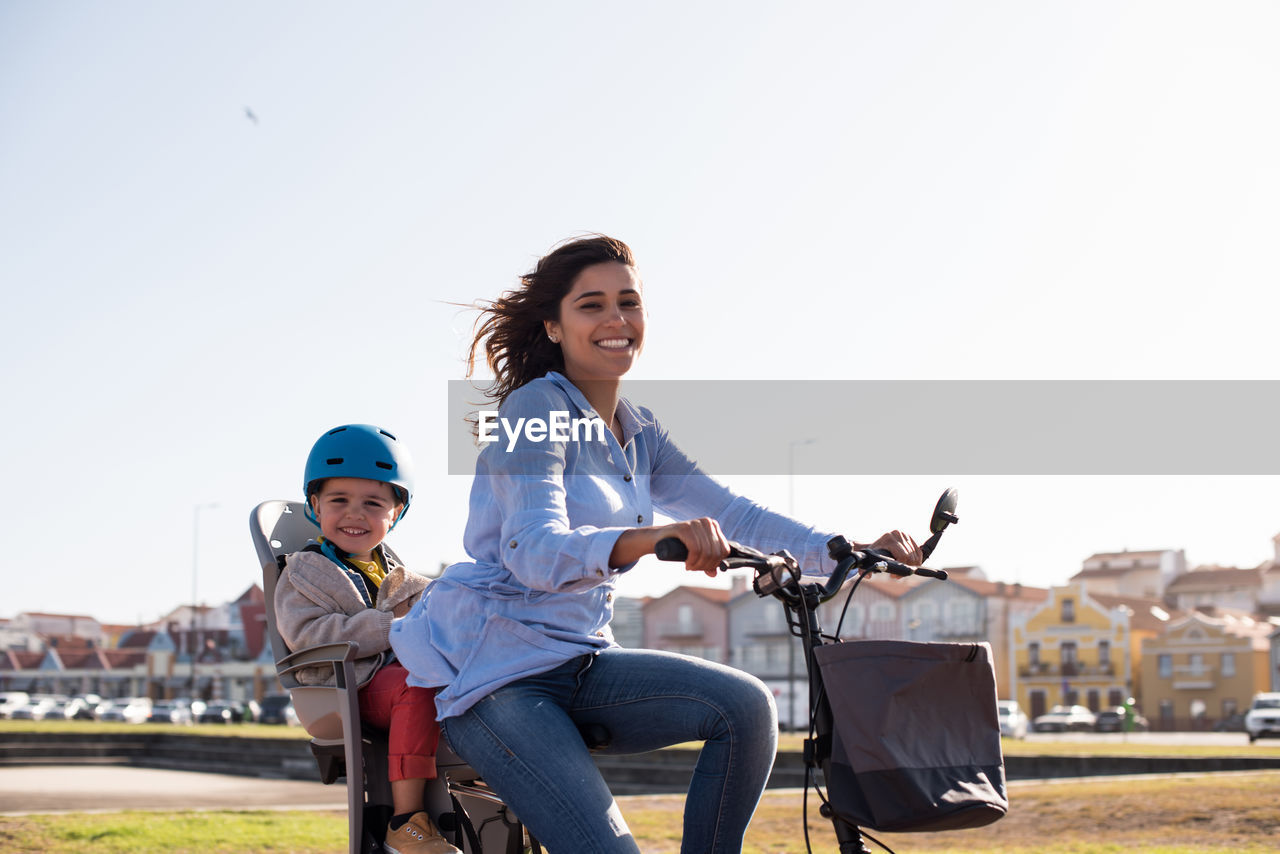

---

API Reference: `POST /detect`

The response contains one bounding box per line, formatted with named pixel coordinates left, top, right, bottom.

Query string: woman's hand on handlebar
left=609, top=517, right=729, bottom=577
left=856, top=530, right=923, bottom=568
left=659, top=518, right=730, bottom=578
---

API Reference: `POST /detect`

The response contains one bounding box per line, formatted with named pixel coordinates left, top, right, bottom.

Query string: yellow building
left=1139, top=609, right=1273, bottom=730
left=1010, top=582, right=1172, bottom=720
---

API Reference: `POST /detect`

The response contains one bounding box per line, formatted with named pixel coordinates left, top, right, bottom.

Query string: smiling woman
left=543, top=259, right=646, bottom=394
left=461, top=235, right=640, bottom=409
left=389, top=234, right=921, bottom=853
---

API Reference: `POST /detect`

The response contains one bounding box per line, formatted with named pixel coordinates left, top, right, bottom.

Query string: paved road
left=0, top=765, right=348, bottom=815
left=1, top=730, right=1268, bottom=816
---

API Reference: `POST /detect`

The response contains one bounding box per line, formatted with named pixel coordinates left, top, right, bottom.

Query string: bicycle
left=656, top=488, right=1008, bottom=854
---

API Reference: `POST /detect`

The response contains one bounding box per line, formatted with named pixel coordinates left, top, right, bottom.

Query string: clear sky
left=3, top=2, right=1279, bottom=626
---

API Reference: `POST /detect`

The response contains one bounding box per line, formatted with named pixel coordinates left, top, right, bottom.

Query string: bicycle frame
left=654, top=489, right=961, bottom=854
left=755, top=539, right=945, bottom=854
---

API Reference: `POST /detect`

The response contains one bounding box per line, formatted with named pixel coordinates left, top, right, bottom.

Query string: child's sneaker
left=383, top=811, right=461, bottom=854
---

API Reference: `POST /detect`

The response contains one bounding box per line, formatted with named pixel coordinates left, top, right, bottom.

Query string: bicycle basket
left=813, top=639, right=1008, bottom=833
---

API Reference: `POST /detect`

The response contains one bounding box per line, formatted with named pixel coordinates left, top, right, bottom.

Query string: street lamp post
left=190, top=502, right=219, bottom=694
left=787, top=438, right=816, bottom=521
left=786, top=438, right=815, bottom=731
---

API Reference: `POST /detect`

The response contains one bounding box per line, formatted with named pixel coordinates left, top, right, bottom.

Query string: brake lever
left=861, top=548, right=948, bottom=580
left=862, top=548, right=912, bottom=577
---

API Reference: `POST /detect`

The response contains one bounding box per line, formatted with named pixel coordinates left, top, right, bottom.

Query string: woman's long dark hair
left=468, top=234, right=636, bottom=406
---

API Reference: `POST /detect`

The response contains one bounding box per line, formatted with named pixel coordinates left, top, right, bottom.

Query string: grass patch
left=0, top=810, right=346, bottom=854
left=4, top=773, right=1279, bottom=853
left=628, top=772, right=1280, bottom=853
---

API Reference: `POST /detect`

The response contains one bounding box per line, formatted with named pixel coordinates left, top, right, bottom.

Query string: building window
left=1221, top=653, right=1236, bottom=678
left=1189, top=653, right=1205, bottom=677
left=1030, top=689, right=1047, bottom=719
left=1061, top=598, right=1075, bottom=623
left=842, top=603, right=865, bottom=636
left=947, top=599, right=976, bottom=633
left=1029, top=642, right=1040, bottom=667
left=766, top=643, right=788, bottom=670
left=764, top=604, right=783, bottom=630
left=1086, top=689, right=1100, bottom=712
left=1159, top=699, right=1174, bottom=724
left=1098, top=640, right=1111, bottom=667
left=1108, top=689, right=1125, bottom=707
left=1223, top=698, right=1238, bottom=718
left=1158, top=654, right=1172, bottom=679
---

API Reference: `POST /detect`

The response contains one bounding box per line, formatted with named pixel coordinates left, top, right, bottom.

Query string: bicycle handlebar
left=654, top=534, right=948, bottom=604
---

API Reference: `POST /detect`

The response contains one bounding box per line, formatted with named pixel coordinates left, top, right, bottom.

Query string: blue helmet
left=303, top=424, right=414, bottom=526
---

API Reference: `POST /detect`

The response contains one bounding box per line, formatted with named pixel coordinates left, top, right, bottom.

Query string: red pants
left=357, top=662, right=441, bottom=781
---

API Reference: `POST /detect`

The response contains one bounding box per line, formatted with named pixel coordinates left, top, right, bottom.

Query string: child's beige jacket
left=274, top=545, right=429, bottom=686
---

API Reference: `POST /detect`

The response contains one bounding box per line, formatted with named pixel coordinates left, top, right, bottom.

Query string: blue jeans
left=441, top=648, right=778, bottom=854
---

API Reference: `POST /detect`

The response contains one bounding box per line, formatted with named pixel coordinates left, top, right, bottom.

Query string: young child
left=274, top=424, right=459, bottom=854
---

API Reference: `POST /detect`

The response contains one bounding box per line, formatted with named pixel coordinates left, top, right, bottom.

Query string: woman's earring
left=549, top=335, right=559, bottom=343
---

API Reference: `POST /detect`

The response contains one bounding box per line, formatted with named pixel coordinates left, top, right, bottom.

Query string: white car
left=998, top=700, right=1028, bottom=739
left=1032, top=704, right=1097, bottom=733
left=1244, top=692, right=1280, bottom=743
left=8, top=695, right=61, bottom=721
left=0, top=691, right=30, bottom=719
left=98, top=697, right=152, bottom=724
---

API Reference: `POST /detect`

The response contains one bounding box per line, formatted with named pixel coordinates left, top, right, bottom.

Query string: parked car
left=1094, top=706, right=1149, bottom=732
left=0, top=691, right=30, bottom=719
left=258, top=693, right=294, bottom=725
left=46, top=697, right=94, bottom=721
left=997, top=700, right=1028, bottom=739
left=171, top=697, right=207, bottom=720
left=9, top=695, right=62, bottom=721
left=198, top=701, right=242, bottom=724
left=1032, top=704, right=1097, bottom=733
left=97, top=697, right=152, bottom=724
left=147, top=702, right=194, bottom=725
left=69, top=694, right=103, bottom=720
left=1214, top=713, right=1247, bottom=733
left=1244, top=692, right=1280, bottom=743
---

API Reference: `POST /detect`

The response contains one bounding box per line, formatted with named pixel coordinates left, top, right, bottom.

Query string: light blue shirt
left=391, top=372, right=837, bottom=720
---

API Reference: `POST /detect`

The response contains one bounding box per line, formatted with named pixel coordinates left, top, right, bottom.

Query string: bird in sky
left=244, top=106, right=259, bottom=125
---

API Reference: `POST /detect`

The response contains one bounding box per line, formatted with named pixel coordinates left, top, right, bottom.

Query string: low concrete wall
left=0, top=732, right=321, bottom=781
left=1003, top=752, right=1280, bottom=780
left=4, top=732, right=1280, bottom=794
left=596, top=750, right=1280, bottom=794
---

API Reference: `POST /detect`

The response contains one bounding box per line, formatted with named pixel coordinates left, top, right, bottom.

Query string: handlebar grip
left=654, top=537, right=689, bottom=561
left=915, top=567, right=949, bottom=580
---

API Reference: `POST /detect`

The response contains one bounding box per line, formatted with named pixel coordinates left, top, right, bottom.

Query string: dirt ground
left=620, top=771, right=1280, bottom=853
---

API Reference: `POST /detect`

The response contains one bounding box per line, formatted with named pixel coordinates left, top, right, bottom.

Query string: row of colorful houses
left=623, top=541, right=1280, bottom=729
left=5, top=541, right=1280, bottom=728
left=1012, top=582, right=1275, bottom=727
left=0, top=587, right=275, bottom=704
